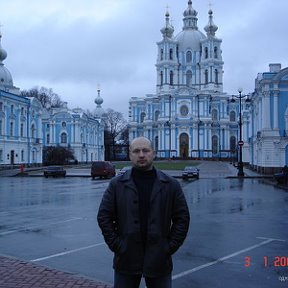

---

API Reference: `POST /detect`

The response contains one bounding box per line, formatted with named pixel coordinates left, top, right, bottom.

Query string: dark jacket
left=97, top=168, right=190, bottom=277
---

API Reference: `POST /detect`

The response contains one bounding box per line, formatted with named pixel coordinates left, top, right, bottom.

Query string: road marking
left=172, top=237, right=286, bottom=280
left=0, top=217, right=82, bottom=236
left=31, top=242, right=105, bottom=262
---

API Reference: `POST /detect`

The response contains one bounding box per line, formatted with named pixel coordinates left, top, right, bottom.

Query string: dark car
left=91, top=161, right=116, bottom=180
left=44, top=166, right=66, bottom=178
left=117, top=166, right=132, bottom=176
left=274, top=172, right=288, bottom=185
left=182, top=166, right=199, bottom=180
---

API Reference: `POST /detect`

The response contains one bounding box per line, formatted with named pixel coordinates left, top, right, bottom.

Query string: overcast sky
left=1, top=0, right=287, bottom=118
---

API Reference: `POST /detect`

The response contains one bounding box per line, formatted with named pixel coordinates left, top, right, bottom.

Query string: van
left=91, top=161, right=116, bottom=180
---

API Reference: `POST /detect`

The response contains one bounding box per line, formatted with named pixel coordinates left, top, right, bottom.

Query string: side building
left=0, top=31, right=104, bottom=166
left=42, top=90, right=105, bottom=164
left=245, top=63, right=288, bottom=173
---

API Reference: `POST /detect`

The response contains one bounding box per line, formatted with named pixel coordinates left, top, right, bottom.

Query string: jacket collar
left=119, top=167, right=169, bottom=202
left=120, top=167, right=169, bottom=183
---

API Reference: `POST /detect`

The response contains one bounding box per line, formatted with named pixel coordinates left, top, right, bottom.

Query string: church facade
left=129, top=1, right=238, bottom=161
left=128, top=0, right=288, bottom=173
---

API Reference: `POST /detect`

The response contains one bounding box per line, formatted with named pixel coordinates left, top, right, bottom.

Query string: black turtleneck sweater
left=131, top=167, right=156, bottom=245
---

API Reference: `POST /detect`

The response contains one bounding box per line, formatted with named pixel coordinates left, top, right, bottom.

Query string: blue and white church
left=0, top=30, right=105, bottom=166
left=128, top=0, right=288, bottom=173
left=129, top=1, right=237, bottom=160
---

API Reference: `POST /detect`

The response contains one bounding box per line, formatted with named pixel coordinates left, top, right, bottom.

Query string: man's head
left=129, top=137, right=155, bottom=171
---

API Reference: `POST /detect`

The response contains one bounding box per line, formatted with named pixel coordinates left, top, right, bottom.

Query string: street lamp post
left=231, top=88, right=248, bottom=177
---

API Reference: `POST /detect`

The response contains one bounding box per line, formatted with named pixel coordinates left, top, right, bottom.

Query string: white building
left=42, top=90, right=105, bottom=163
left=245, top=64, right=288, bottom=173
left=0, top=31, right=43, bottom=165
left=0, top=30, right=105, bottom=166
left=129, top=1, right=238, bottom=160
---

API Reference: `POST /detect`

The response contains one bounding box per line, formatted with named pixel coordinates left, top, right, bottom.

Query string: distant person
left=97, top=136, right=190, bottom=288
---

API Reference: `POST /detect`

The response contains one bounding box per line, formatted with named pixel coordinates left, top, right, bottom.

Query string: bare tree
left=102, top=108, right=128, bottom=160
left=103, top=108, right=128, bottom=145
left=21, top=86, right=64, bottom=109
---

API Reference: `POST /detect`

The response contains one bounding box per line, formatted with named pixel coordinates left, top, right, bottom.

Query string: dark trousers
left=114, top=271, right=172, bottom=288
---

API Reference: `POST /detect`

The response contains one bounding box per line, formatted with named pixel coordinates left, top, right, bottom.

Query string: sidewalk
left=0, top=255, right=113, bottom=288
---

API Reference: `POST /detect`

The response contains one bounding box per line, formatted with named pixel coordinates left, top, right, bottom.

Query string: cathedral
left=129, top=1, right=237, bottom=160
left=128, top=0, right=288, bottom=173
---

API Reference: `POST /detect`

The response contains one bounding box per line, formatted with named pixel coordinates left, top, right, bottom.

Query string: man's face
left=129, top=138, right=155, bottom=171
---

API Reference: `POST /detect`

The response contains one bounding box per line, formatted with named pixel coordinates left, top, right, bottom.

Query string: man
left=97, top=137, right=190, bottom=288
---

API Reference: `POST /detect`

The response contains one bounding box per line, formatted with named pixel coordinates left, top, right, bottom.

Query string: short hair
left=129, top=136, right=154, bottom=150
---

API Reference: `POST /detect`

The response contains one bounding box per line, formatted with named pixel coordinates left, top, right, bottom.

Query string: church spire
left=182, top=0, right=198, bottom=30
left=160, top=9, right=174, bottom=39
left=94, top=85, right=104, bottom=118
left=204, top=9, right=218, bottom=37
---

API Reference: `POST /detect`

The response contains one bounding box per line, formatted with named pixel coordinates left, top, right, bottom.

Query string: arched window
left=160, top=49, right=163, bottom=60
left=205, top=70, right=208, bottom=84
left=230, top=111, right=236, bottom=122
left=155, top=110, right=160, bottom=121
left=214, top=47, right=218, bottom=58
left=212, top=109, right=218, bottom=121
left=154, top=136, right=159, bottom=151
left=205, top=47, right=208, bottom=59
left=46, top=133, right=50, bottom=144
left=212, top=135, right=218, bottom=154
left=215, top=69, right=219, bottom=84
left=20, top=123, right=24, bottom=137
left=186, top=51, right=192, bottom=63
left=230, top=136, right=236, bottom=152
left=180, top=105, right=189, bottom=117
left=170, top=71, right=174, bottom=85
left=140, top=112, right=146, bottom=123
left=31, top=124, right=35, bottom=138
left=10, top=122, right=14, bottom=136
left=186, top=70, right=192, bottom=86
left=169, top=48, right=173, bottom=60
left=160, top=71, right=163, bottom=85
left=61, top=132, right=67, bottom=144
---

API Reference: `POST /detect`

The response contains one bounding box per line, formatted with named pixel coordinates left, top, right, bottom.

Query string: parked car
left=91, top=161, right=116, bottom=180
left=117, top=166, right=132, bottom=176
left=182, top=166, right=199, bottom=180
left=44, top=166, right=66, bottom=178
left=274, top=172, right=288, bottom=185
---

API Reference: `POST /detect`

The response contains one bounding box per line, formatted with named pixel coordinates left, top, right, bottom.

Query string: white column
left=273, top=90, right=279, bottom=130
left=262, top=91, right=271, bottom=130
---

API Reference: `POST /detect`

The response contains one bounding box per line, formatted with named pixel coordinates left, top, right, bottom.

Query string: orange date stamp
left=245, top=256, right=288, bottom=267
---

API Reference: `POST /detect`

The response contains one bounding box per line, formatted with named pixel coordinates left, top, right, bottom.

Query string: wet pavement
left=0, top=162, right=287, bottom=287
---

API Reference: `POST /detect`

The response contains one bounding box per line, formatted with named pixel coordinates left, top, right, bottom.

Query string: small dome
left=94, top=94, right=103, bottom=105
left=94, top=87, right=104, bottom=117
left=204, top=9, right=218, bottom=37
left=183, top=0, right=197, bottom=17
left=160, top=11, right=174, bottom=39
left=0, top=33, right=14, bottom=89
